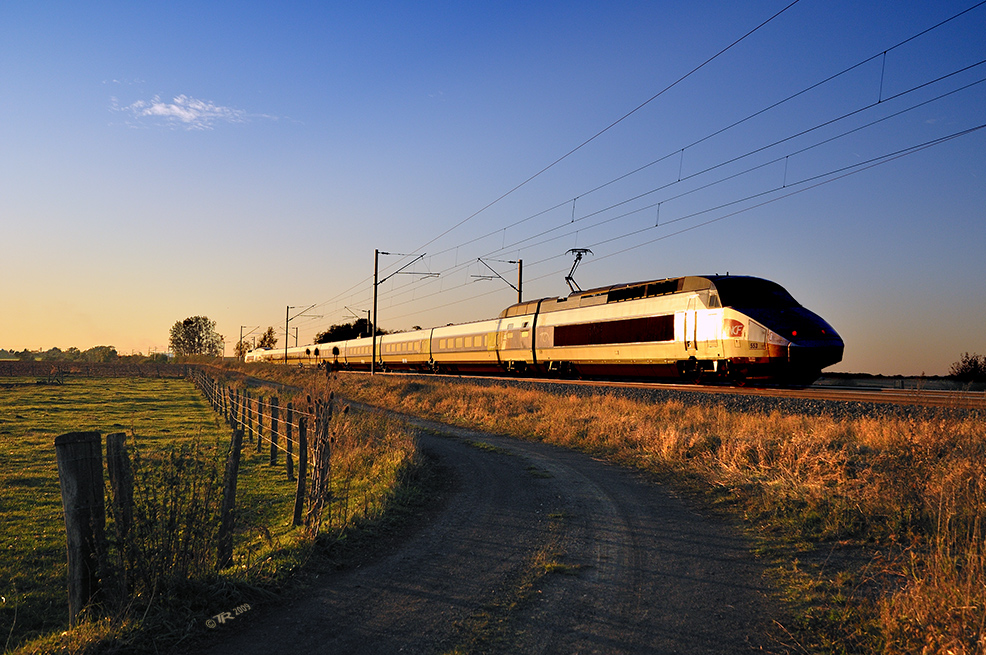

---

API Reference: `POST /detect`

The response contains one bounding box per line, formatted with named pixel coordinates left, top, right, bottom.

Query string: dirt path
left=191, top=417, right=782, bottom=654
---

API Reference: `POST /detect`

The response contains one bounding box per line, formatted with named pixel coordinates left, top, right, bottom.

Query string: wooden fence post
left=217, top=429, right=244, bottom=570
left=286, top=402, right=294, bottom=481
left=270, top=396, right=279, bottom=466
left=246, top=391, right=253, bottom=445
left=224, top=387, right=230, bottom=427
left=105, top=432, right=132, bottom=602
left=293, top=416, right=307, bottom=526
left=239, top=389, right=246, bottom=433
left=105, top=432, right=133, bottom=541
left=256, top=397, right=264, bottom=453
left=54, top=431, right=108, bottom=626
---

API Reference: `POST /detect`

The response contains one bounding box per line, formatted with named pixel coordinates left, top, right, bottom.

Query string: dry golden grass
left=314, top=372, right=985, bottom=654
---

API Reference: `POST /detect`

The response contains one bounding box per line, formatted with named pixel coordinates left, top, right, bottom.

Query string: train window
left=607, top=285, right=645, bottom=303
left=439, top=339, right=446, bottom=349
left=647, top=280, right=679, bottom=297
left=714, top=278, right=798, bottom=308
left=708, top=293, right=721, bottom=308
left=555, top=315, right=674, bottom=346
left=455, top=338, right=463, bottom=349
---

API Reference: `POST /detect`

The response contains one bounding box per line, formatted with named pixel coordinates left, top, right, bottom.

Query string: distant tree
left=315, top=318, right=385, bottom=344
left=234, top=340, right=250, bottom=359
left=169, top=316, right=224, bottom=357
left=40, top=347, right=64, bottom=361
left=82, top=346, right=118, bottom=363
left=257, top=327, right=278, bottom=349
left=17, top=349, right=36, bottom=362
left=949, top=352, right=986, bottom=383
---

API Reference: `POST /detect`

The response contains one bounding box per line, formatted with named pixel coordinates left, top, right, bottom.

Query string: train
left=245, top=274, right=844, bottom=385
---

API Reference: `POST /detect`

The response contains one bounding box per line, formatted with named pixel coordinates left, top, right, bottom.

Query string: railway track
left=591, top=379, right=986, bottom=410
left=373, top=371, right=986, bottom=411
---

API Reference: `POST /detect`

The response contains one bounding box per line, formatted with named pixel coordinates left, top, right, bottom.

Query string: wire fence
left=185, top=366, right=335, bottom=530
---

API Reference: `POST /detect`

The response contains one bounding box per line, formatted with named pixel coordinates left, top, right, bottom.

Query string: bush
left=949, top=352, right=986, bottom=383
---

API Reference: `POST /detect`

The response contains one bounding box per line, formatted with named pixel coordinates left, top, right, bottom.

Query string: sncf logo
left=725, top=319, right=745, bottom=338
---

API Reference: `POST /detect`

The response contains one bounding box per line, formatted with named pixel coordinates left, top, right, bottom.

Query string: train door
left=684, top=297, right=698, bottom=354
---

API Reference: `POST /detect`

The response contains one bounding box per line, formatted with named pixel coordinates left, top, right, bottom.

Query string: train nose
left=788, top=339, right=844, bottom=371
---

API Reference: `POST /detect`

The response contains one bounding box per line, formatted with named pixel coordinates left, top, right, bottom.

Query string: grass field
left=1, top=372, right=421, bottom=654
left=0, top=376, right=231, bottom=649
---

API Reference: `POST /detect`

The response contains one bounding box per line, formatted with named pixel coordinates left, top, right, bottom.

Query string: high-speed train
left=246, top=275, right=844, bottom=385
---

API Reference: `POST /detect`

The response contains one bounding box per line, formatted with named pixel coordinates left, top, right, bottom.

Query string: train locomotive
left=245, top=275, right=844, bottom=385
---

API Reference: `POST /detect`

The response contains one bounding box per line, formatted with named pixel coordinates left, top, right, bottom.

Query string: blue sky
left=1, top=1, right=983, bottom=375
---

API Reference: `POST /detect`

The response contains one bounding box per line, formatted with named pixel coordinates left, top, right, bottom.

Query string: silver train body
left=246, top=275, right=844, bottom=384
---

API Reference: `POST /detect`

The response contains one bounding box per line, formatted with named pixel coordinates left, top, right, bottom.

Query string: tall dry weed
left=329, top=374, right=986, bottom=651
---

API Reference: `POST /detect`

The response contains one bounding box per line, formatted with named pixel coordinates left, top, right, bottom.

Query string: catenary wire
left=285, top=2, right=985, bottom=339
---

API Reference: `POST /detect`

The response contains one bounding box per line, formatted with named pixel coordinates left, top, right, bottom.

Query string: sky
left=1, top=1, right=983, bottom=375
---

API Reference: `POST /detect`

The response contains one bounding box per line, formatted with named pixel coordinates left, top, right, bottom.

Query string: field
left=7, top=364, right=984, bottom=653
left=0, top=377, right=233, bottom=648
left=0, top=373, right=419, bottom=653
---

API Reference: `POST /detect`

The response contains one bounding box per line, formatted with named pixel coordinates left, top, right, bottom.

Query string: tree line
left=0, top=346, right=131, bottom=363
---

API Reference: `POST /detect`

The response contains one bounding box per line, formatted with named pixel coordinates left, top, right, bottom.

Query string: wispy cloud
left=112, top=94, right=265, bottom=130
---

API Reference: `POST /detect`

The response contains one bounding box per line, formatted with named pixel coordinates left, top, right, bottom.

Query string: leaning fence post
left=55, top=431, right=108, bottom=626
left=217, top=429, right=244, bottom=570
left=293, top=416, right=307, bottom=526
left=286, top=402, right=295, bottom=481
left=270, top=396, right=279, bottom=466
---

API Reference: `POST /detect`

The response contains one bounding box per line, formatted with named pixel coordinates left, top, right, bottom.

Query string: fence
left=184, top=368, right=336, bottom=527
left=53, top=366, right=340, bottom=626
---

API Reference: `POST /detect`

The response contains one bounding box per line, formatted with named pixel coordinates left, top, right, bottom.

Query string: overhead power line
left=407, top=0, right=805, bottom=258
left=291, top=1, right=985, bottom=337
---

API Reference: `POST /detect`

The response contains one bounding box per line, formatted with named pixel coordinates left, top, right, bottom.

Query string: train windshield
left=713, top=278, right=799, bottom=309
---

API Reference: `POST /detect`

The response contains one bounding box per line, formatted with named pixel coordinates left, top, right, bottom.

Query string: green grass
left=2, top=370, right=425, bottom=654
left=0, top=377, right=232, bottom=650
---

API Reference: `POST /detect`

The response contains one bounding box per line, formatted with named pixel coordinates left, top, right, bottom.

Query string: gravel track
left=193, top=414, right=781, bottom=655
